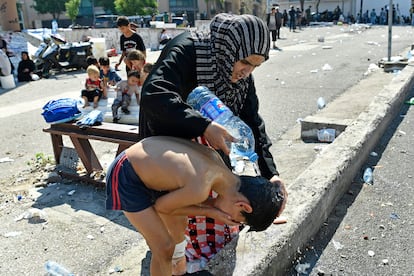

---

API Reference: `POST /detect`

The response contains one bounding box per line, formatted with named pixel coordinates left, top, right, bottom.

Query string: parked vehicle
left=38, top=34, right=93, bottom=78
left=95, top=15, right=119, bottom=28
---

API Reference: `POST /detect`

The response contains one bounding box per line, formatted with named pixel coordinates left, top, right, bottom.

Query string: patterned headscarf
left=192, top=13, right=270, bottom=115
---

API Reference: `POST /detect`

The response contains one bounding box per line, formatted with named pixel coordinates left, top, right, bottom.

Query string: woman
left=17, top=51, right=35, bottom=82
left=139, top=13, right=287, bottom=274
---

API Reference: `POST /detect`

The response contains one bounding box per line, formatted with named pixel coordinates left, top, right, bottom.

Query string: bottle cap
left=248, top=152, right=258, bottom=162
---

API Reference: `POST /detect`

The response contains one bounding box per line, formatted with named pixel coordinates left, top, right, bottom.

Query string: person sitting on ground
left=106, top=136, right=285, bottom=276
left=81, top=65, right=104, bottom=108
left=159, top=28, right=171, bottom=50
left=99, top=56, right=121, bottom=97
left=17, top=51, right=35, bottom=82
left=86, top=55, right=99, bottom=68
left=111, top=70, right=140, bottom=123
left=126, top=49, right=146, bottom=72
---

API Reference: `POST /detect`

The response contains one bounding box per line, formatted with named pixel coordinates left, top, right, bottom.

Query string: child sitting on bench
left=106, top=136, right=285, bottom=275
left=111, top=70, right=140, bottom=123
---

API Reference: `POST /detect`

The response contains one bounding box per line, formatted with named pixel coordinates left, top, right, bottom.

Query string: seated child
left=81, top=65, right=104, bottom=108
left=126, top=50, right=146, bottom=72
left=99, top=56, right=121, bottom=99
left=111, top=70, right=140, bottom=123
left=106, top=136, right=285, bottom=276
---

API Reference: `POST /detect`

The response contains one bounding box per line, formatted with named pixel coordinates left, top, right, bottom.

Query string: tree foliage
left=65, top=0, right=81, bottom=23
left=32, top=0, right=66, bottom=19
left=95, top=0, right=116, bottom=14
left=114, top=0, right=157, bottom=16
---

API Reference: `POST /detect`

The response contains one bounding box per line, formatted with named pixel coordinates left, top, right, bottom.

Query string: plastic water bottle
left=363, top=167, right=373, bottom=184
left=51, top=20, right=58, bottom=34
left=317, top=97, right=326, bottom=109
left=45, top=260, right=74, bottom=276
left=186, top=86, right=258, bottom=162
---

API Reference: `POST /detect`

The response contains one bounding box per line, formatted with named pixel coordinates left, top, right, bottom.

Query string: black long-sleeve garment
left=139, top=32, right=279, bottom=178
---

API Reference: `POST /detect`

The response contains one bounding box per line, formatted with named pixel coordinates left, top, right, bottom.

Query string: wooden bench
left=43, top=122, right=139, bottom=184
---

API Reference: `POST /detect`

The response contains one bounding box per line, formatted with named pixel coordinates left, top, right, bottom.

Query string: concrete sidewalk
left=207, top=64, right=414, bottom=274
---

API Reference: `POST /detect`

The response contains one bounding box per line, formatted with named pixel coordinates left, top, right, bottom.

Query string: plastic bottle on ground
left=44, top=260, right=74, bottom=276
left=186, top=86, right=258, bottom=162
left=363, top=167, right=373, bottom=184
left=317, top=97, right=326, bottom=109
left=317, top=128, right=335, bottom=142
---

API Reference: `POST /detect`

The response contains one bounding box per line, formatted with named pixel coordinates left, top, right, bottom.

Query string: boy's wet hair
left=99, top=56, right=110, bottom=66
left=127, top=50, right=146, bottom=61
left=127, top=70, right=140, bottom=79
left=238, top=176, right=284, bottom=232
left=117, top=16, right=130, bottom=27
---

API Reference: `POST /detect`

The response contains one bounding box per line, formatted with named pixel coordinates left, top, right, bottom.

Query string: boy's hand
left=209, top=207, right=240, bottom=226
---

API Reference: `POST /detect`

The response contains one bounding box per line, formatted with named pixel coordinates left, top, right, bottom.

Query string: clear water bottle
left=45, top=260, right=74, bottom=276
left=186, top=86, right=258, bottom=162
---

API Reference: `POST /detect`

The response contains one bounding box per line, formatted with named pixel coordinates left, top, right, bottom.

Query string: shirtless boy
left=106, top=136, right=284, bottom=276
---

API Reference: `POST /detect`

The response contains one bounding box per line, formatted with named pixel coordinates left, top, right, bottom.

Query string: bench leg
left=50, top=134, right=63, bottom=164
left=70, top=137, right=103, bottom=173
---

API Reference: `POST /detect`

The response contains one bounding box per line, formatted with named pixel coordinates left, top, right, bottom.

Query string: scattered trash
left=332, top=239, right=344, bottom=250
left=317, top=97, right=326, bottom=109
left=296, top=118, right=303, bottom=123
left=100, top=227, right=105, bottom=233
left=67, top=190, right=76, bottom=196
left=369, top=151, right=378, bottom=157
left=322, top=45, right=333, bottom=49
left=17, top=195, right=23, bottom=201
left=368, top=250, right=375, bottom=257
left=363, top=167, right=373, bottom=184
left=317, top=129, right=336, bottom=143
left=310, top=69, right=319, bottom=73
left=322, top=64, right=333, bottom=71
left=4, top=231, right=22, bottom=238
left=405, top=97, right=414, bottom=105
left=87, top=234, right=95, bottom=240
left=281, top=81, right=286, bottom=85
left=363, top=235, right=369, bottom=240
left=44, top=260, right=74, bottom=276
left=0, top=157, right=14, bottom=163
left=390, top=213, right=400, bottom=219
left=295, top=262, right=311, bottom=274
left=379, top=225, right=385, bottom=230
left=15, top=208, right=48, bottom=222
left=317, top=36, right=325, bottom=42
left=398, top=130, right=406, bottom=135
left=313, top=145, right=323, bottom=152
left=382, top=259, right=389, bottom=265
left=366, top=41, right=380, bottom=46
left=109, top=266, right=124, bottom=274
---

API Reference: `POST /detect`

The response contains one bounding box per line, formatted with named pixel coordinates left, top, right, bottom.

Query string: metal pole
left=388, top=0, right=393, bottom=61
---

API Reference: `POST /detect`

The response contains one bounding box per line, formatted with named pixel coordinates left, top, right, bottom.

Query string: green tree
left=114, top=0, right=157, bottom=16
left=95, top=0, right=116, bottom=14
left=32, top=0, right=66, bottom=20
left=65, top=0, right=81, bottom=25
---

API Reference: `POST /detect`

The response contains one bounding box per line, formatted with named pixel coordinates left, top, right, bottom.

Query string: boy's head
left=141, top=62, right=153, bottom=84
left=86, top=55, right=98, bottom=67
left=127, top=70, right=140, bottom=86
left=99, top=56, right=110, bottom=73
left=117, top=16, right=131, bottom=34
left=127, top=50, right=146, bottom=71
left=87, top=65, right=100, bottom=80
left=238, top=176, right=284, bottom=232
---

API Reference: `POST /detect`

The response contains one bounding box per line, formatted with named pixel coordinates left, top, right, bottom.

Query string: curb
left=207, top=64, right=414, bottom=275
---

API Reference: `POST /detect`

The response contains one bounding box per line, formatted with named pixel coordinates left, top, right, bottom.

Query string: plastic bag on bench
left=42, top=98, right=82, bottom=124
left=76, top=109, right=103, bottom=129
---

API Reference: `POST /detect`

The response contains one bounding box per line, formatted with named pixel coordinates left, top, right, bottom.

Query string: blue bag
left=41, top=98, right=82, bottom=124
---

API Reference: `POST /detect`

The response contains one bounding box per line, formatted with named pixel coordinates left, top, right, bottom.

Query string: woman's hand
left=203, top=122, right=236, bottom=155
left=270, top=175, right=287, bottom=218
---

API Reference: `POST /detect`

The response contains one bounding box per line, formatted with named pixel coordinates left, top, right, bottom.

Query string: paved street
left=289, top=89, right=414, bottom=276
left=0, top=24, right=413, bottom=275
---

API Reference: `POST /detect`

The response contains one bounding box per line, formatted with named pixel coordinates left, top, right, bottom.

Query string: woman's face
left=22, top=53, right=28, bottom=60
left=231, top=54, right=265, bottom=83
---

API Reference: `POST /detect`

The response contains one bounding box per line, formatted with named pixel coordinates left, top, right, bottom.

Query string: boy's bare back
left=125, top=136, right=229, bottom=193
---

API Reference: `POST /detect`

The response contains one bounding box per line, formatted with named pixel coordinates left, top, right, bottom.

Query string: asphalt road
left=288, top=88, right=414, bottom=276
left=0, top=24, right=413, bottom=275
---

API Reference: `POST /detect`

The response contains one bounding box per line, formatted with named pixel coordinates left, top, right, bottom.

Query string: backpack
left=41, top=98, right=82, bottom=124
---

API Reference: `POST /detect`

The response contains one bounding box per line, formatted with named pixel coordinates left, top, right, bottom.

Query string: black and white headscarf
left=192, top=13, right=270, bottom=115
